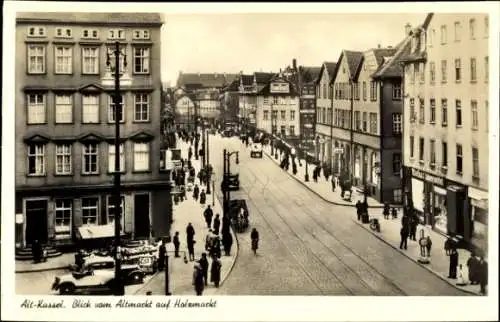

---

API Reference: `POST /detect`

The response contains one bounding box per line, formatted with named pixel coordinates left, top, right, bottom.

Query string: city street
left=208, top=134, right=469, bottom=296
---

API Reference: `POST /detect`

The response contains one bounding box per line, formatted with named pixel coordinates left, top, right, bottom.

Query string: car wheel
left=132, top=273, right=144, bottom=284
left=59, top=283, right=75, bottom=295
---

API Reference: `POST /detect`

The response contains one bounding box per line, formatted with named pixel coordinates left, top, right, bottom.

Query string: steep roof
left=316, top=61, right=337, bottom=85
left=16, top=12, right=163, bottom=25
left=344, top=50, right=364, bottom=79
left=372, top=39, right=411, bottom=79
left=241, top=74, right=254, bottom=86
left=258, top=78, right=300, bottom=96
left=176, top=73, right=238, bottom=89
left=300, top=66, right=322, bottom=83
left=372, top=48, right=398, bottom=66
left=254, top=72, right=275, bottom=84
left=399, top=13, right=435, bottom=64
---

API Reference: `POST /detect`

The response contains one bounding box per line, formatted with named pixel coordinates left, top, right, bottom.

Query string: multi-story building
left=255, top=73, right=300, bottom=143
left=193, top=88, right=221, bottom=125
left=238, top=72, right=275, bottom=134
left=15, top=12, right=170, bottom=248
left=401, top=13, right=489, bottom=254
left=315, top=62, right=337, bottom=164
left=219, top=79, right=241, bottom=125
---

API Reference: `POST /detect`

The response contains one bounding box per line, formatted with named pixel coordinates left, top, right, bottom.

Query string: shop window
left=55, top=199, right=72, bottom=236
left=393, top=189, right=403, bottom=203
left=81, top=197, right=98, bottom=225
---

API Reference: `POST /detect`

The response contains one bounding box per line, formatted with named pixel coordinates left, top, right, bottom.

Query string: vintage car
left=250, top=143, right=263, bottom=158
left=69, top=255, right=146, bottom=284
left=52, top=269, right=117, bottom=295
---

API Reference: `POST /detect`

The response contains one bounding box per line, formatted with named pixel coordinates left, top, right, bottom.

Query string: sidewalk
left=261, top=144, right=483, bottom=295
left=16, top=253, right=74, bottom=273
left=133, top=134, right=238, bottom=295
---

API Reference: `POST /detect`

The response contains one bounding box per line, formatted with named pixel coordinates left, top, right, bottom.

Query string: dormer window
left=27, top=26, right=46, bottom=37
left=108, top=29, right=125, bottom=40
left=133, top=30, right=150, bottom=40
left=55, top=28, right=72, bottom=38
left=82, top=29, right=99, bottom=39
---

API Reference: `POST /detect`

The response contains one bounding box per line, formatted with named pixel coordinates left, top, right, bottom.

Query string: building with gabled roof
left=176, top=72, right=239, bottom=91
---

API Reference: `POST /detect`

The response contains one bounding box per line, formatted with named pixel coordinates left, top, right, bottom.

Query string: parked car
left=69, top=255, right=146, bottom=284
left=52, top=270, right=117, bottom=295
left=250, top=143, right=263, bottom=158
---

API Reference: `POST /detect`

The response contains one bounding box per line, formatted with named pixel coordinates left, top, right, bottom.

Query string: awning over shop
left=77, top=224, right=125, bottom=240
left=468, top=187, right=489, bottom=209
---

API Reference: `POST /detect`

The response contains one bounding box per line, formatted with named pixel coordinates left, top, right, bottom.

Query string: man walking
left=331, top=176, right=336, bottom=192
left=210, top=256, right=222, bottom=288
left=186, top=223, right=196, bottom=261
left=192, top=262, right=204, bottom=296
left=448, top=249, right=459, bottom=279
left=409, top=214, right=418, bottom=241
left=173, top=231, right=180, bottom=258
left=203, top=205, right=214, bottom=229
left=213, top=214, right=221, bottom=235
left=467, top=253, right=479, bottom=285
left=193, top=184, right=200, bottom=201
left=478, top=256, right=488, bottom=295
left=198, top=253, right=209, bottom=286
left=158, top=239, right=166, bottom=271
left=222, top=232, right=233, bottom=256
left=399, top=226, right=409, bottom=250
left=355, top=200, right=362, bottom=221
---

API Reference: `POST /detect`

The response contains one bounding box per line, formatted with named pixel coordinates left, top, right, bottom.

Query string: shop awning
left=77, top=224, right=125, bottom=240
left=468, top=187, right=489, bottom=209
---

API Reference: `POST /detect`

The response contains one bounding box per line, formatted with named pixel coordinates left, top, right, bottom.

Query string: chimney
left=405, top=23, right=412, bottom=36
left=292, top=58, right=297, bottom=71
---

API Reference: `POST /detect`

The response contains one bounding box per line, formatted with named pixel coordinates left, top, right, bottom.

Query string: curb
left=16, top=264, right=70, bottom=274
left=351, top=218, right=479, bottom=296
left=262, top=149, right=400, bottom=209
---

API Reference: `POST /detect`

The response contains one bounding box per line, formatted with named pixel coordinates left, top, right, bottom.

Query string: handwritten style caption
left=20, top=298, right=218, bottom=309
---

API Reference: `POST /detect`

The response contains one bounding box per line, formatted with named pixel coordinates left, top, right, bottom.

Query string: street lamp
left=222, top=149, right=239, bottom=221
left=106, top=41, right=127, bottom=296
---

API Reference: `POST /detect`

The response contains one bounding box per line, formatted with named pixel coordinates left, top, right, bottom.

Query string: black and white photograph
left=2, top=1, right=498, bottom=322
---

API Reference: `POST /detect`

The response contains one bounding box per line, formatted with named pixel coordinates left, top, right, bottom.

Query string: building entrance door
left=25, top=200, right=48, bottom=245
left=134, top=194, right=151, bottom=239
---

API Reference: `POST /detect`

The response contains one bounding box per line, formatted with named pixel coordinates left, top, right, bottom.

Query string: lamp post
left=106, top=41, right=126, bottom=296
left=222, top=149, right=239, bottom=220
left=270, top=103, right=275, bottom=156
left=206, top=128, right=212, bottom=195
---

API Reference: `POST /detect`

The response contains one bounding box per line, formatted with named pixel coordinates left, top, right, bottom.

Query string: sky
left=162, top=13, right=426, bottom=86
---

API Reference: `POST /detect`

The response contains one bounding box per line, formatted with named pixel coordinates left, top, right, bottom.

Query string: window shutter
left=124, top=194, right=133, bottom=233
left=73, top=198, right=83, bottom=228
left=47, top=200, right=56, bottom=240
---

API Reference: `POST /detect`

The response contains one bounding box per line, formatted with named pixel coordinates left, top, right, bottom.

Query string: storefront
left=467, top=187, right=489, bottom=255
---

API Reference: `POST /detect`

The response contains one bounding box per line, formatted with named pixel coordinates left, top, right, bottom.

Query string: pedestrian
left=466, top=253, right=479, bottom=285
left=199, top=189, right=206, bottom=206
left=222, top=232, right=233, bottom=256
left=312, top=167, right=318, bottom=183
left=409, top=214, right=418, bottom=241
left=213, top=214, right=221, bottom=235
left=212, top=235, right=221, bottom=258
left=399, top=226, right=409, bottom=250
left=193, top=184, right=200, bottom=201
left=210, top=256, right=222, bottom=288
left=331, top=176, right=336, bottom=192
left=173, top=232, right=180, bottom=258
left=401, top=214, right=410, bottom=231
left=355, top=200, right=362, bottom=221
left=456, top=264, right=467, bottom=286
left=425, top=235, right=432, bottom=257
left=448, top=249, right=459, bottom=279
left=188, top=146, right=193, bottom=161
left=158, top=239, right=166, bottom=271
left=198, top=253, right=209, bottom=286
left=418, top=234, right=427, bottom=256
left=204, top=205, right=213, bottom=229
left=192, top=262, right=204, bottom=296
left=32, top=240, right=41, bottom=263
left=444, top=237, right=453, bottom=255
left=251, top=228, right=259, bottom=255
left=391, top=207, right=398, bottom=219
left=383, top=202, right=390, bottom=220
left=186, top=223, right=196, bottom=261
left=477, top=256, right=488, bottom=295
left=205, top=229, right=214, bottom=252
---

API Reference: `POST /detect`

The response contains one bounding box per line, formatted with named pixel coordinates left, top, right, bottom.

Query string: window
left=409, top=98, right=415, bottom=122
left=419, top=138, right=425, bottom=162
left=440, top=25, right=447, bottom=44
left=484, top=16, right=489, bottom=38
left=454, top=59, right=461, bottom=82
left=442, top=142, right=448, bottom=167
left=134, top=93, right=149, bottom=122
left=456, top=144, right=463, bottom=174
left=81, top=197, right=98, bottom=225
left=106, top=46, right=127, bottom=74
left=82, top=143, right=99, bottom=174
left=82, top=95, right=99, bottom=123
left=82, top=29, right=99, bottom=39
left=55, top=94, right=73, bottom=123
left=55, top=47, right=72, bottom=74
left=272, top=110, right=278, bottom=120
left=470, top=58, right=477, bottom=82
left=472, top=147, right=479, bottom=179
left=441, top=60, right=447, bottom=83
left=408, top=64, right=415, bottom=84
left=133, top=143, right=150, bottom=171
left=272, top=124, right=277, bottom=134
left=280, top=125, right=286, bottom=136
left=369, top=81, right=377, bottom=101
left=281, top=110, right=286, bottom=120
left=441, top=99, right=448, bottom=126
left=27, top=144, right=45, bottom=175
left=430, top=99, right=436, bottom=123
left=362, top=81, right=367, bottom=100
left=263, top=110, right=269, bottom=120
left=419, top=63, right=425, bottom=83
left=429, top=62, right=436, bottom=83
left=484, top=56, right=489, bottom=82
left=107, top=196, right=125, bottom=226
left=55, top=199, right=72, bottom=232
left=471, top=100, right=478, bottom=130
left=27, top=45, right=45, bottom=74
left=369, top=113, right=377, bottom=134
left=393, top=83, right=402, bottom=100
left=410, top=136, right=415, bottom=158
left=454, top=21, right=461, bottom=41
left=108, top=144, right=125, bottom=173
left=55, top=28, right=72, bottom=38
left=353, top=83, right=360, bottom=100
left=354, top=111, right=361, bottom=130
left=108, top=29, right=125, bottom=39
left=133, top=30, right=150, bottom=39
left=392, top=153, right=401, bottom=174
left=323, top=84, right=327, bottom=98
left=414, top=63, right=419, bottom=84
left=28, top=26, right=46, bottom=37
left=289, top=125, right=295, bottom=136
left=469, top=18, right=476, bottom=39
left=273, top=96, right=278, bottom=105
left=133, top=47, right=150, bottom=73
left=290, top=111, right=295, bottom=121
left=393, top=189, right=403, bottom=203
left=455, top=100, right=462, bottom=126
left=108, top=95, right=124, bottom=123
left=430, top=139, right=436, bottom=166
left=392, top=113, right=402, bottom=134
left=362, top=112, right=367, bottom=132
left=27, top=93, right=45, bottom=124
left=419, top=99, right=425, bottom=123
left=263, top=97, right=269, bottom=105
left=322, top=108, right=326, bottom=124
left=327, top=108, right=332, bottom=124
left=82, top=47, right=99, bottom=74
left=55, top=144, right=72, bottom=175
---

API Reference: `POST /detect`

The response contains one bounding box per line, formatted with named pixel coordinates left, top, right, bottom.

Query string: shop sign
left=411, top=168, right=445, bottom=186
left=411, top=168, right=425, bottom=180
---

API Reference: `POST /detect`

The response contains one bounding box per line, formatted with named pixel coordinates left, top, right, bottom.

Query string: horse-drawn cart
left=228, top=199, right=249, bottom=233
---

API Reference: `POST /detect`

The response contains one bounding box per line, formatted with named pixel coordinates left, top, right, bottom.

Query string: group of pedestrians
left=192, top=253, right=222, bottom=296
left=399, top=209, right=421, bottom=251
